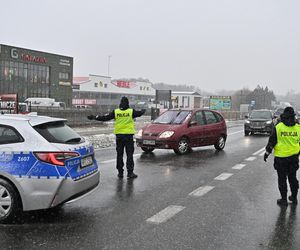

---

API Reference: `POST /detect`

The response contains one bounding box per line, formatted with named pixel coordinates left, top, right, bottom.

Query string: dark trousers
left=274, top=155, right=299, bottom=198
left=116, top=134, right=134, bottom=173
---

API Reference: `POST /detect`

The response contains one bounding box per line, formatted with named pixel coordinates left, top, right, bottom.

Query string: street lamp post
left=108, top=55, right=112, bottom=77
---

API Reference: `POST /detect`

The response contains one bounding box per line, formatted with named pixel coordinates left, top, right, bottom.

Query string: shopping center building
left=73, top=74, right=156, bottom=111
left=0, top=44, right=73, bottom=106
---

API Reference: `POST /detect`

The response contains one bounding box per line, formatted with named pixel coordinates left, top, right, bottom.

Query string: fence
left=32, top=108, right=247, bottom=127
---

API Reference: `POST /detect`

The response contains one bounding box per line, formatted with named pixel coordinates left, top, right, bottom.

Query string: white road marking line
left=100, top=154, right=141, bottom=164
left=214, top=173, right=233, bottom=181
left=232, top=164, right=246, bottom=170
left=146, top=205, right=185, bottom=224
left=259, top=151, right=265, bottom=156
left=100, top=159, right=116, bottom=164
left=228, top=130, right=243, bottom=136
left=245, top=156, right=256, bottom=161
left=95, top=146, right=115, bottom=151
left=189, top=185, right=215, bottom=197
left=252, top=147, right=265, bottom=155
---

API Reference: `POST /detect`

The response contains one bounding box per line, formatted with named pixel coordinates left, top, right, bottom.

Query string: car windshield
left=153, top=110, right=191, bottom=124
left=249, top=111, right=272, bottom=119
left=34, top=121, right=84, bottom=144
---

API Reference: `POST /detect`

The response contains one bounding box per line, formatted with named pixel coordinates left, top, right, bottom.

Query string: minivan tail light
left=34, top=152, right=79, bottom=166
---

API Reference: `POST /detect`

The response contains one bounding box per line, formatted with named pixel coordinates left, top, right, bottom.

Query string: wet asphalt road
left=1, top=125, right=300, bottom=250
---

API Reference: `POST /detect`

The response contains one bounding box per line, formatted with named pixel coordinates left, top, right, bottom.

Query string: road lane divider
left=232, top=164, right=246, bottom=170
left=214, top=173, right=233, bottom=181
left=189, top=185, right=215, bottom=197
left=252, top=147, right=265, bottom=156
left=245, top=156, right=256, bottom=161
left=259, top=151, right=265, bottom=156
left=146, top=205, right=185, bottom=224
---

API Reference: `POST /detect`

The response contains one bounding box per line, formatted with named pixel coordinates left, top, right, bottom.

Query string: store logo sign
left=10, top=48, right=47, bottom=63
left=112, top=80, right=136, bottom=89
left=11, top=48, right=19, bottom=59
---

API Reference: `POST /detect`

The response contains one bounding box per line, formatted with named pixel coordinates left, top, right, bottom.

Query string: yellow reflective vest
left=274, top=122, right=300, bottom=157
left=114, top=108, right=135, bottom=134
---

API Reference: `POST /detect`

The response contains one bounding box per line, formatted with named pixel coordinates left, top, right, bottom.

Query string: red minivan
left=136, top=109, right=227, bottom=155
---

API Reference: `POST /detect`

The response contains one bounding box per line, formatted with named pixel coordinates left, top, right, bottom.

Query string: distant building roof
left=73, top=77, right=90, bottom=85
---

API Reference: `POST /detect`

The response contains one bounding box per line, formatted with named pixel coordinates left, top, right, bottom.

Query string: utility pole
left=108, top=55, right=112, bottom=77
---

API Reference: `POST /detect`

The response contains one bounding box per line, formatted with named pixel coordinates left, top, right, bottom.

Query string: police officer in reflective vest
left=264, top=107, right=300, bottom=206
left=88, top=96, right=145, bottom=178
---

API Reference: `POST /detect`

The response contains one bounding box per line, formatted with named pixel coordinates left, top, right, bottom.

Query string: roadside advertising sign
left=209, top=96, right=232, bottom=110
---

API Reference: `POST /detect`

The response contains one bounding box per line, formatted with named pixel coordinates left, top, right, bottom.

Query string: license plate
left=80, top=155, right=93, bottom=169
left=143, top=140, right=155, bottom=145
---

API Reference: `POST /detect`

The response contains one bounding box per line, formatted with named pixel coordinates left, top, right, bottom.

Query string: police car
left=0, top=113, right=99, bottom=223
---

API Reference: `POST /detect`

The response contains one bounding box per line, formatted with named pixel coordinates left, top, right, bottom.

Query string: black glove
left=264, top=152, right=269, bottom=162
left=87, top=115, right=96, bottom=120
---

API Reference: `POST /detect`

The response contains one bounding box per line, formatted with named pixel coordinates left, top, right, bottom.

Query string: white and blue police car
left=0, top=113, right=99, bottom=223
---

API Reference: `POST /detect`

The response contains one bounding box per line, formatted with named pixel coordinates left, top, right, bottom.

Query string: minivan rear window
left=34, top=121, right=84, bottom=144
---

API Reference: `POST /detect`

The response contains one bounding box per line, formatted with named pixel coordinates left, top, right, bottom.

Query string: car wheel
left=214, top=136, right=226, bottom=150
left=0, top=178, right=21, bottom=224
left=174, top=137, right=190, bottom=155
left=244, top=130, right=250, bottom=136
left=141, top=147, right=155, bottom=153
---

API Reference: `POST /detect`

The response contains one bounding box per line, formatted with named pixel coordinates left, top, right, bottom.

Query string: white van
left=25, top=98, right=65, bottom=108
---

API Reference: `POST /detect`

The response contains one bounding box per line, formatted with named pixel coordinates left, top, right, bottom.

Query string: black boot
left=127, top=172, right=138, bottom=179
left=288, top=192, right=298, bottom=205
left=117, top=170, right=124, bottom=178
left=277, top=191, right=288, bottom=206
left=277, top=198, right=288, bottom=206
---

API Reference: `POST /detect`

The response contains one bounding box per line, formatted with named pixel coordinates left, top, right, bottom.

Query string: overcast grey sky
left=1, top=0, right=300, bottom=95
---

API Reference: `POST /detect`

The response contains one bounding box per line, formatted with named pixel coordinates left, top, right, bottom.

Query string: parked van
left=25, top=98, right=65, bottom=108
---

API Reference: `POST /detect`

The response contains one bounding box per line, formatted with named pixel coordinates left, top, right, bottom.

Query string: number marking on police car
left=18, top=156, right=30, bottom=162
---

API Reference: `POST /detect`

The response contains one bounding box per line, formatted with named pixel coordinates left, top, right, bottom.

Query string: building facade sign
left=112, top=80, right=136, bottom=89
left=72, top=99, right=96, bottom=105
left=11, top=48, right=47, bottom=63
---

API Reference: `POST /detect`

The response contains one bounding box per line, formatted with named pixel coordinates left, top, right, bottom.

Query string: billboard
left=209, top=96, right=232, bottom=110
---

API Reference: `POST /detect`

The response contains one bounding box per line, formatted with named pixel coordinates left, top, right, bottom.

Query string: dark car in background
left=273, top=107, right=299, bottom=125
left=136, top=109, right=227, bottom=155
left=244, top=109, right=273, bottom=136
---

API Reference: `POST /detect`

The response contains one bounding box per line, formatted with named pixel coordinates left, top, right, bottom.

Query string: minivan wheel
left=214, top=136, right=226, bottom=150
left=141, top=147, right=155, bottom=153
left=174, top=137, right=190, bottom=155
left=0, top=178, right=21, bottom=224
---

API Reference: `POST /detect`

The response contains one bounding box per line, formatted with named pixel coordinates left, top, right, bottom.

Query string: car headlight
left=159, top=131, right=174, bottom=138
left=245, top=120, right=250, bottom=124
left=137, top=129, right=143, bottom=137
left=265, top=121, right=272, bottom=125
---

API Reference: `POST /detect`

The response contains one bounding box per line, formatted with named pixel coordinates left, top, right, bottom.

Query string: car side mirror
left=189, top=120, right=197, bottom=127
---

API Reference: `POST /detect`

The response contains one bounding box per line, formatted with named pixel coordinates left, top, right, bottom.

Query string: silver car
left=0, top=114, right=99, bottom=223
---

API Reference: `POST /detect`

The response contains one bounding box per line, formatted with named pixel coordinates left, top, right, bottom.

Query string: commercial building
left=0, top=44, right=73, bottom=106
left=171, top=91, right=203, bottom=109
left=73, top=74, right=155, bottom=111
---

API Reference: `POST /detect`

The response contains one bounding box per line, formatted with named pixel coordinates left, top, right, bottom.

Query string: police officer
left=87, top=96, right=145, bottom=179
left=264, top=106, right=300, bottom=206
